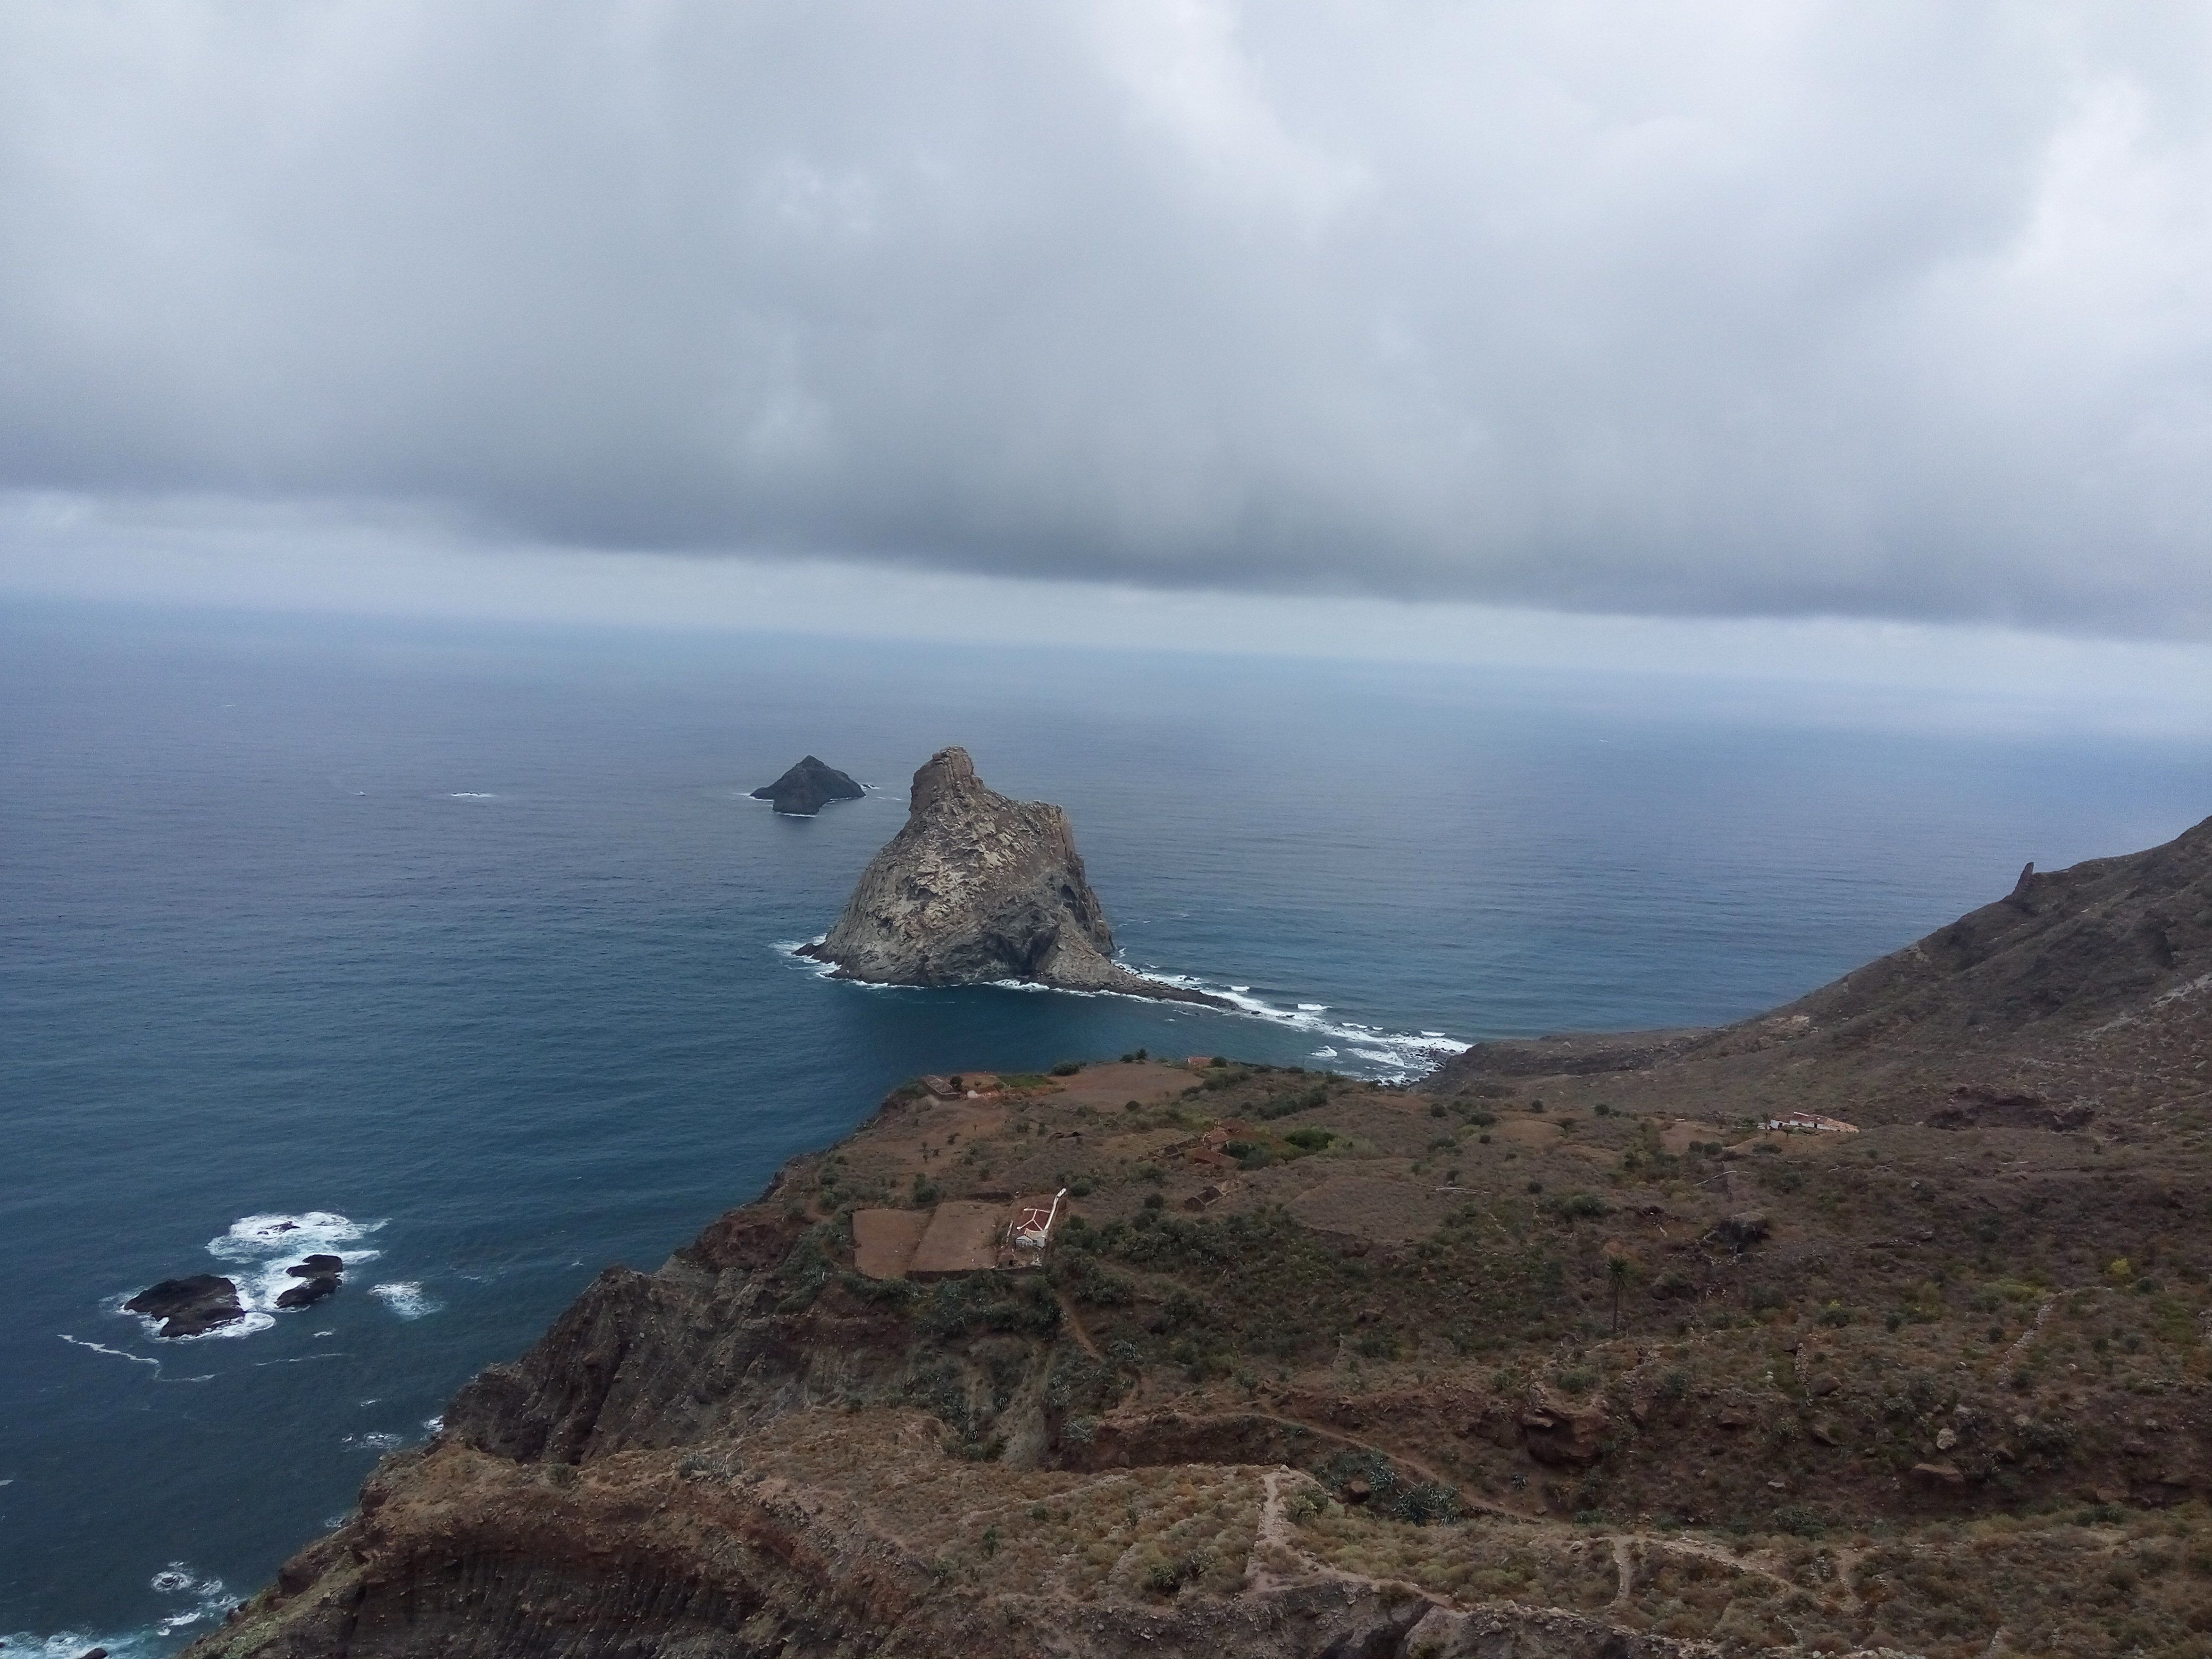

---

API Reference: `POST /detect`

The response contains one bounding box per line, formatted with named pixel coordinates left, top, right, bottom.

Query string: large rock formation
left=125, top=1273, right=244, bottom=1338
left=751, top=756, right=865, bottom=816
left=801, top=748, right=1225, bottom=1007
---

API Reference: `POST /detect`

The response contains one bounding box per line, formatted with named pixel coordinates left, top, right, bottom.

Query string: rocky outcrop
left=1520, top=1389, right=1609, bottom=1466
left=275, top=1275, right=339, bottom=1310
left=274, top=1254, right=344, bottom=1310
left=752, top=756, right=865, bottom=816
left=125, top=1274, right=244, bottom=1338
left=801, top=748, right=1226, bottom=1006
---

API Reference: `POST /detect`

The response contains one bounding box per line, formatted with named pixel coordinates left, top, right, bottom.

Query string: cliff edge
left=801, top=747, right=1225, bottom=1007
left=1426, top=811, right=2212, bottom=1103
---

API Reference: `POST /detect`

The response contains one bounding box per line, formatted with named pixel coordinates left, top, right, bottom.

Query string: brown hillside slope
left=190, top=820, right=2212, bottom=1659
left=1429, top=812, right=2212, bottom=1128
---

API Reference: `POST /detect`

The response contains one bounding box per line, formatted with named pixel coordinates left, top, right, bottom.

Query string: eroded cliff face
left=182, top=1166, right=1709, bottom=1659
left=801, top=747, right=1224, bottom=1006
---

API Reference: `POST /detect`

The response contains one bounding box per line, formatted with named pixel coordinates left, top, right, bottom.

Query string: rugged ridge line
left=1426, top=812, right=2212, bottom=1097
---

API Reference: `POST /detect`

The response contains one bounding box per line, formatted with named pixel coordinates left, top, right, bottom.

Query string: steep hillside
left=188, top=820, right=2212, bottom=1659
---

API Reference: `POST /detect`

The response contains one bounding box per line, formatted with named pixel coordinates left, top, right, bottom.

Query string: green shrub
left=1050, top=1060, right=1084, bottom=1077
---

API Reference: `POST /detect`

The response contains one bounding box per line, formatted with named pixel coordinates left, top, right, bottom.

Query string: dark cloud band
left=2, top=3, right=2207, bottom=634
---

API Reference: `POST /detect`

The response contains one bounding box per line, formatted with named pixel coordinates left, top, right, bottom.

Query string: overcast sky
left=3, top=2, right=2211, bottom=650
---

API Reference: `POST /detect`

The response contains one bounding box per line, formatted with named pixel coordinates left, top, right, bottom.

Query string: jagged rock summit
left=801, top=748, right=1226, bottom=1006
left=751, top=755, right=865, bottom=816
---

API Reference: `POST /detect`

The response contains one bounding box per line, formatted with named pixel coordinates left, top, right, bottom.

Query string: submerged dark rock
left=800, top=747, right=1227, bottom=1006
left=125, top=1273, right=245, bottom=1338
left=751, top=756, right=865, bottom=816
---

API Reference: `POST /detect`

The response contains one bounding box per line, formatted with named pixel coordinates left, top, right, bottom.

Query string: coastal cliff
left=801, top=747, right=1226, bottom=1006
left=187, top=818, right=2212, bottom=1659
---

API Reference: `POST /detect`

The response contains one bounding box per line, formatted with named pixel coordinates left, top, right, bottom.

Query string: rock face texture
left=751, top=756, right=865, bottom=816
left=125, top=1273, right=244, bottom=1338
left=801, top=748, right=1225, bottom=1007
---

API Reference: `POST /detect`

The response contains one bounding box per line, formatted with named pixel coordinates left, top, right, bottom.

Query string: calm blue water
left=3, top=602, right=2206, bottom=1652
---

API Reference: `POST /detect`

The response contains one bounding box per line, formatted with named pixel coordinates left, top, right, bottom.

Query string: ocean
left=3, top=601, right=2207, bottom=1653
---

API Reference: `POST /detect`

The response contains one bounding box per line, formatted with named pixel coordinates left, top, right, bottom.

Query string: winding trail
left=1057, top=1293, right=1102, bottom=1360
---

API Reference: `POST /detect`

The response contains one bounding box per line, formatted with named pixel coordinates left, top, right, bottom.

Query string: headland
left=187, top=816, right=2212, bottom=1658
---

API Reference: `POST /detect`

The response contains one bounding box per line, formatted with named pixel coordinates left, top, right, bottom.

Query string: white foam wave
left=1133, top=975, right=1467, bottom=1081
left=60, top=1334, right=158, bottom=1368
left=448, top=792, right=498, bottom=799
left=773, top=935, right=1462, bottom=1081
left=205, top=1211, right=384, bottom=1323
left=149, top=1563, right=237, bottom=1637
left=424, top=1414, right=445, bottom=1434
left=370, top=1282, right=440, bottom=1319
left=349, top=1431, right=406, bottom=1451
left=6, top=1564, right=238, bottom=1657
left=0, top=1627, right=153, bottom=1659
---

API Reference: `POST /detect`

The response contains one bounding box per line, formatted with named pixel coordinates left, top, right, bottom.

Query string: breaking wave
left=4, top=1564, right=237, bottom=1658
left=773, top=941, right=1460, bottom=1080
left=370, top=1281, right=440, bottom=1319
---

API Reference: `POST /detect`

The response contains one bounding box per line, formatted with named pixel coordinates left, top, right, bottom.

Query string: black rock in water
left=125, top=1273, right=245, bottom=1338
left=751, top=756, right=865, bottom=817
left=287, top=1254, right=344, bottom=1276
left=276, top=1275, right=340, bottom=1310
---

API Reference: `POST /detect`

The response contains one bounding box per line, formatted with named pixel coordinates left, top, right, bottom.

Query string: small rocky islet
left=276, top=1255, right=346, bottom=1309
left=801, top=746, right=1227, bottom=1007
left=123, top=1273, right=247, bottom=1338
left=126, top=1255, right=347, bottom=1335
left=750, top=755, right=865, bottom=816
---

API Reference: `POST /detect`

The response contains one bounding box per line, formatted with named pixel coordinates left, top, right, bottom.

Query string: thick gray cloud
left=3, top=3, right=2210, bottom=632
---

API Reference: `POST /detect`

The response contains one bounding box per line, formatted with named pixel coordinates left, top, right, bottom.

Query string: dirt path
left=2004, top=1297, right=2057, bottom=1369
left=1608, top=1536, right=1636, bottom=1607
left=1057, top=1292, right=1102, bottom=1360
left=1231, top=1409, right=1513, bottom=1513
